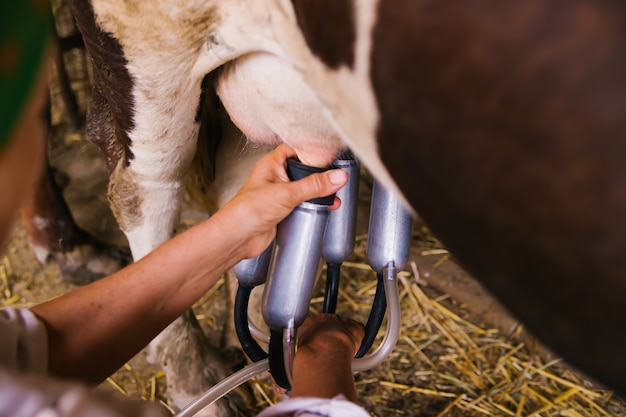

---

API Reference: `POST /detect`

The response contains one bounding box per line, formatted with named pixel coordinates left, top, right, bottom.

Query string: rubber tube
left=355, top=272, right=387, bottom=358
left=269, top=329, right=291, bottom=390
left=352, top=265, right=401, bottom=371
left=177, top=266, right=401, bottom=417
left=323, top=262, right=341, bottom=313
left=234, top=285, right=267, bottom=362
left=175, top=359, right=269, bottom=417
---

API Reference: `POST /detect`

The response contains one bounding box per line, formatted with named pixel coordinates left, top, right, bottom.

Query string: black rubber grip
left=286, top=158, right=335, bottom=205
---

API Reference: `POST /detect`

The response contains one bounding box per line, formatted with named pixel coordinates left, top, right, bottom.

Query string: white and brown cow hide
left=66, top=0, right=626, bottom=412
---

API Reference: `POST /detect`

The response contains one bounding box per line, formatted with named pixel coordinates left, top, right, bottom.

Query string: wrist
left=204, top=203, right=252, bottom=267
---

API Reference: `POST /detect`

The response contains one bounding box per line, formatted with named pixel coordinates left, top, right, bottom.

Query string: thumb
left=287, top=168, right=348, bottom=206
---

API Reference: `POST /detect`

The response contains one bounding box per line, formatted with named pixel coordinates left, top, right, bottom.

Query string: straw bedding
left=2, top=3, right=623, bottom=414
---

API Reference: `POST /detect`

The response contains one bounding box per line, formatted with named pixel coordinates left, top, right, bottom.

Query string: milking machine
left=176, top=153, right=413, bottom=417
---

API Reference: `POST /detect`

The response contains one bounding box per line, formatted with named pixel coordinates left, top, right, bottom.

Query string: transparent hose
left=352, top=265, right=400, bottom=371
left=175, top=359, right=269, bottom=417
left=249, top=320, right=270, bottom=344
left=176, top=265, right=400, bottom=417
left=283, top=325, right=296, bottom=388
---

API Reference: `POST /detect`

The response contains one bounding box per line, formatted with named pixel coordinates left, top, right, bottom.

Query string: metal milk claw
left=230, top=156, right=413, bottom=391
left=185, top=156, right=415, bottom=416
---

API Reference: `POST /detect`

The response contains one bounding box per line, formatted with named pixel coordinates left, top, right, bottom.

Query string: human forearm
left=30, top=213, right=244, bottom=383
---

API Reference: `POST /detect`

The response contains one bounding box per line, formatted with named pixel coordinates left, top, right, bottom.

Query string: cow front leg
left=107, top=165, right=185, bottom=261
left=106, top=96, right=253, bottom=415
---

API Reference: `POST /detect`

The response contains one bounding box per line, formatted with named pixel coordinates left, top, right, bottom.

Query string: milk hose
left=352, top=264, right=401, bottom=371
left=322, top=261, right=342, bottom=313
left=175, top=359, right=269, bottom=417
left=268, top=329, right=290, bottom=389
left=175, top=264, right=401, bottom=417
left=355, top=271, right=387, bottom=358
left=234, top=286, right=267, bottom=362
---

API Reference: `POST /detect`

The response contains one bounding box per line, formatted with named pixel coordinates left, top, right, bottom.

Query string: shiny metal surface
left=366, top=181, right=413, bottom=273
left=322, top=158, right=360, bottom=263
left=262, top=202, right=329, bottom=330
left=233, top=242, right=274, bottom=287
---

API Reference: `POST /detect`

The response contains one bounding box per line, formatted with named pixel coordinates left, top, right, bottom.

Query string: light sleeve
left=0, top=307, right=48, bottom=373
left=256, top=395, right=371, bottom=417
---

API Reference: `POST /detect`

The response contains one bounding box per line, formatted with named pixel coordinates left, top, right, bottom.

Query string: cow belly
left=216, top=52, right=343, bottom=168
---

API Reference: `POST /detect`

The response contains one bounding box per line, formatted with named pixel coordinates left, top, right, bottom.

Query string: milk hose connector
left=175, top=162, right=413, bottom=417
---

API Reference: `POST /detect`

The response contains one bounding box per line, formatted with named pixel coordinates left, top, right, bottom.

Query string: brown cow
left=65, top=0, right=626, bottom=412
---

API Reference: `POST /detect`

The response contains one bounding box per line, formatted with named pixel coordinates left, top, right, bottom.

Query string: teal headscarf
left=0, top=1, right=52, bottom=150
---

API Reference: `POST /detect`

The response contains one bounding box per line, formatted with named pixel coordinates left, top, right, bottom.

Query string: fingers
left=234, top=145, right=348, bottom=245
left=272, top=143, right=298, bottom=161
left=329, top=196, right=342, bottom=211
left=338, top=316, right=366, bottom=350
left=251, top=143, right=348, bottom=192
left=330, top=315, right=366, bottom=347
left=285, top=169, right=348, bottom=206
left=266, top=144, right=298, bottom=182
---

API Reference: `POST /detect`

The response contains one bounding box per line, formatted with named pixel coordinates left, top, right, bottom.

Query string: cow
left=65, top=0, right=626, bottom=412
left=21, top=145, right=132, bottom=286
left=21, top=13, right=131, bottom=286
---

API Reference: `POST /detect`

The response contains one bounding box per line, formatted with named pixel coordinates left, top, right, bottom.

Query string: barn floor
left=2, top=133, right=626, bottom=416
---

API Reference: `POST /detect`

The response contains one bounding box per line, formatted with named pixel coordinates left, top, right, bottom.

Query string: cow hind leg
left=149, top=310, right=255, bottom=416
left=21, top=162, right=131, bottom=286
left=21, top=101, right=130, bottom=286
left=108, top=163, right=256, bottom=416
left=106, top=95, right=260, bottom=415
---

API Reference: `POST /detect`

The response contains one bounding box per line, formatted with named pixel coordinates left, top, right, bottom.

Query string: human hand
left=275, top=314, right=365, bottom=400
left=214, top=144, right=348, bottom=260
left=297, top=313, right=365, bottom=357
